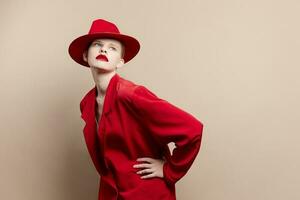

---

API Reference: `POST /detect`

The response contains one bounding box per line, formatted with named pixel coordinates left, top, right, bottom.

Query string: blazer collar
left=82, top=73, right=120, bottom=122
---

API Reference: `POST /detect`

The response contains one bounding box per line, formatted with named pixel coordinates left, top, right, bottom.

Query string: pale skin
left=83, top=38, right=165, bottom=179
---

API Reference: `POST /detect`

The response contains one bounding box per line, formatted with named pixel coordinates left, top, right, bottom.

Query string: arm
left=131, top=85, right=204, bottom=185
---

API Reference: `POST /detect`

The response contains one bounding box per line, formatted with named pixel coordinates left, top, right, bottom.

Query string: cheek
left=110, top=53, right=122, bottom=62
left=110, top=57, right=121, bottom=65
left=88, top=49, right=98, bottom=60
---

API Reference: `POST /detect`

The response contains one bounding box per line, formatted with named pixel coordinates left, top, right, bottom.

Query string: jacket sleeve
left=131, top=85, right=204, bottom=185
left=80, top=98, right=85, bottom=114
left=79, top=89, right=91, bottom=118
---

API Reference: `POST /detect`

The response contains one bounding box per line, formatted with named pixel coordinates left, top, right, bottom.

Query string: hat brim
left=68, top=32, right=140, bottom=67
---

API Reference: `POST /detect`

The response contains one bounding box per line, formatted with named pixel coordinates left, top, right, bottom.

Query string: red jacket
left=80, top=73, right=204, bottom=200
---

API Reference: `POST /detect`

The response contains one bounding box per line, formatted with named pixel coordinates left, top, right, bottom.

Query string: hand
left=133, top=157, right=165, bottom=179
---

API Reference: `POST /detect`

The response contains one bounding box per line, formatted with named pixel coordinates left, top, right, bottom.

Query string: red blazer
left=80, top=73, right=204, bottom=200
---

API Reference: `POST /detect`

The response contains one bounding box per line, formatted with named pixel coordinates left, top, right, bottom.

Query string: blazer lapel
left=80, top=73, right=120, bottom=174
left=81, top=73, right=120, bottom=124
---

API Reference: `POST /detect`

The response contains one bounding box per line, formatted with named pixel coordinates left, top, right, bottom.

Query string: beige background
left=1, top=0, right=299, bottom=199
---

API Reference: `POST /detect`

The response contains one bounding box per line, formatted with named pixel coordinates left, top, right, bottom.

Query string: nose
left=100, top=48, right=107, bottom=54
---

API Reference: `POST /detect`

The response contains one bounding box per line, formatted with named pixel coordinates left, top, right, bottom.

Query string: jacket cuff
left=162, top=161, right=175, bottom=186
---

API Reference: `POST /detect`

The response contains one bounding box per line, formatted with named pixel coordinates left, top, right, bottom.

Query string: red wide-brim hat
left=68, top=19, right=140, bottom=67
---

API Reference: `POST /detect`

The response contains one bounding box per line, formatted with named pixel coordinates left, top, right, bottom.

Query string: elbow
left=173, top=118, right=204, bottom=148
left=191, top=119, right=204, bottom=141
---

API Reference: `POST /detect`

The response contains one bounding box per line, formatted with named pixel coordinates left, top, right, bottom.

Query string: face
left=83, top=38, right=125, bottom=72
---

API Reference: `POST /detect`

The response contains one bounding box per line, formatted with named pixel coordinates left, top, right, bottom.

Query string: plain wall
left=1, top=0, right=299, bottom=199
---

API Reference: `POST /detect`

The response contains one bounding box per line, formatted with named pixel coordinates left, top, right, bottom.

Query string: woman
left=68, top=18, right=204, bottom=200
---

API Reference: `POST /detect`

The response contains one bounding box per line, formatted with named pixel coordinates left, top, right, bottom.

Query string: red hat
left=68, top=19, right=140, bottom=67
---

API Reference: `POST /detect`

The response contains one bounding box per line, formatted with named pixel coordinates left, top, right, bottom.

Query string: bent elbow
left=191, top=119, right=204, bottom=141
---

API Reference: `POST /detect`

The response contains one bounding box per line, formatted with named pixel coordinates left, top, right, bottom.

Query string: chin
left=92, top=65, right=113, bottom=72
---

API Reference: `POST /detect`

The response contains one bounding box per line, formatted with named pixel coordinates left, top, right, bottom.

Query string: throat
left=95, top=99, right=104, bottom=123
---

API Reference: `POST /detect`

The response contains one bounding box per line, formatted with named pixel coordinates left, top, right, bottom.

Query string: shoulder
left=79, top=86, right=95, bottom=113
left=116, top=77, right=160, bottom=103
left=116, top=77, right=138, bottom=101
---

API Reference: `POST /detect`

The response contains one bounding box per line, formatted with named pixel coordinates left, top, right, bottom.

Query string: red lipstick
left=96, top=54, right=108, bottom=62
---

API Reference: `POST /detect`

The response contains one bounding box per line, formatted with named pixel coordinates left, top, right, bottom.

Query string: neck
left=90, top=67, right=117, bottom=97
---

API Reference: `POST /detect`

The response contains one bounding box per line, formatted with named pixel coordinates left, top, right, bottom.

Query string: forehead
left=92, top=38, right=122, bottom=46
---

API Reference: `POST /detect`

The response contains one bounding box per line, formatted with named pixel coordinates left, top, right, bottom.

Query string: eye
left=93, top=42, right=102, bottom=46
left=109, top=46, right=116, bottom=50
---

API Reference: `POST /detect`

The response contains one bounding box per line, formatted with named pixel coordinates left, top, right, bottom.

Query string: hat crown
left=88, top=19, right=120, bottom=35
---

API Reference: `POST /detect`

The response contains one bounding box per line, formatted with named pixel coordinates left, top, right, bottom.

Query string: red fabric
left=80, top=73, right=204, bottom=200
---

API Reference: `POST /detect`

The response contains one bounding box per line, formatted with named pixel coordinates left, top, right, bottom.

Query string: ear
left=83, top=50, right=88, bottom=62
left=116, top=58, right=125, bottom=70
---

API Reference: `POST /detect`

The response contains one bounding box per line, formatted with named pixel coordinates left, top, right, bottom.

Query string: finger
left=136, top=157, right=154, bottom=163
left=133, top=163, right=151, bottom=168
left=141, top=173, right=156, bottom=179
left=136, top=168, right=154, bottom=174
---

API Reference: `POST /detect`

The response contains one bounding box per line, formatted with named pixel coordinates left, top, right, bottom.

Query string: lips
left=96, top=54, right=108, bottom=62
